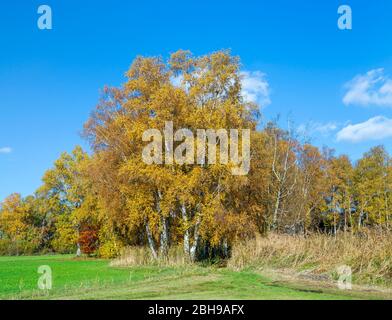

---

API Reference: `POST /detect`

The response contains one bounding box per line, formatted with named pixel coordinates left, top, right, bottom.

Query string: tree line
left=1, top=50, right=391, bottom=259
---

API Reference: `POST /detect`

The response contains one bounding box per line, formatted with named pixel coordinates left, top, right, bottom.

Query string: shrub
left=0, top=239, right=40, bottom=256
left=98, top=240, right=121, bottom=259
left=79, top=228, right=99, bottom=255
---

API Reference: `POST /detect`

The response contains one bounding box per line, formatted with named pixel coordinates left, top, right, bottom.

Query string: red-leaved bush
left=78, top=228, right=98, bottom=255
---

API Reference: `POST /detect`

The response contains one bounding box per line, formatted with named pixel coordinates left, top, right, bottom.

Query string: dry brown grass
left=227, top=231, right=392, bottom=285
left=110, top=245, right=191, bottom=268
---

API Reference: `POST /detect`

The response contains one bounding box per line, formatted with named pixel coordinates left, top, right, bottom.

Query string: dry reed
left=228, top=231, right=392, bottom=285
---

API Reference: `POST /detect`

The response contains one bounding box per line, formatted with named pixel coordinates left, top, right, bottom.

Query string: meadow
left=0, top=255, right=391, bottom=300
left=2, top=51, right=392, bottom=303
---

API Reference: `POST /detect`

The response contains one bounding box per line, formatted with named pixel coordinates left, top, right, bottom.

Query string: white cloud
left=343, top=68, right=392, bottom=107
left=241, top=71, right=271, bottom=107
left=298, top=121, right=338, bottom=137
left=336, top=116, right=392, bottom=143
left=0, top=147, right=12, bottom=154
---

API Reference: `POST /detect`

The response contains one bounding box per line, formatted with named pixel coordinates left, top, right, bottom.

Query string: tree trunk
left=159, top=215, right=169, bottom=258
left=358, top=209, right=363, bottom=229
left=222, top=238, right=229, bottom=258
left=272, top=189, right=281, bottom=230
left=145, top=222, right=158, bottom=259
left=181, top=204, right=190, bottom=256
left=189, top=216, right=201, bottom=262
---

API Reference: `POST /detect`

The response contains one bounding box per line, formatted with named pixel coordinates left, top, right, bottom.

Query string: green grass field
left=0, top=255, right=389, bottom=300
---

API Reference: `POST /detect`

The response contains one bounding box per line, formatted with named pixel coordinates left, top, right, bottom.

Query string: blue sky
left=1, top=0, right=392, bottom=200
